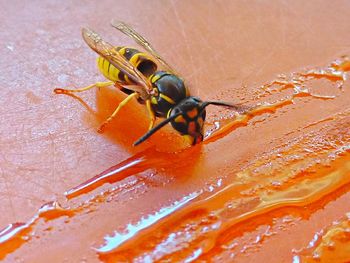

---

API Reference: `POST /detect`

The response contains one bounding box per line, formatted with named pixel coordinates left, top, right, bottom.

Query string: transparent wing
left=110, top=20, right=176, bottom=74
left=82, top=27, right=152, bottom=98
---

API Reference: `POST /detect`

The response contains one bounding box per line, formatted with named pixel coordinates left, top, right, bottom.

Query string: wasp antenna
left=201, top=101, right=241, bottom=110
left=134, top=112, right=182, bottom=146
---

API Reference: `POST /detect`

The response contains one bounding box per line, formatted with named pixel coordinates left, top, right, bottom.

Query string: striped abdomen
left=97, top=47, right=157, bottom=85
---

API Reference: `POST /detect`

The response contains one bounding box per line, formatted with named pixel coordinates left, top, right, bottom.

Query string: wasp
left=54, top=20, right=241, bottom=146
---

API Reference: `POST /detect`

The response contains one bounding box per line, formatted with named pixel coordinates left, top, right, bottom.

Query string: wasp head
left=168, top=97, right=206, bottom=145
left=133, top=96, right=239, bottom=146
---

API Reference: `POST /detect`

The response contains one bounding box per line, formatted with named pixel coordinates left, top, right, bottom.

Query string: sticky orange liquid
left=0, top=57, right=349, bottom=261
left=294, top=214, right=350, bottom=262
left=0, top=201, right=76, bottom=260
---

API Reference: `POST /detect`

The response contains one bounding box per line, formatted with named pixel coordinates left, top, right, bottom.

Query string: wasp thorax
left=150, top=71, right=188, bottom=117
left=169, top=97, right=206, bottom=145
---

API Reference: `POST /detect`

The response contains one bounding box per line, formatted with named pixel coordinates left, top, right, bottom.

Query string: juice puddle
left=0, top=202, right=76, bottom=260
left=0, top=145, right=201, bottom=260
left=97, top=116, right=350, bottom=262
left=65, top=147, right=171, bottom=199
left=205, top=57, right=349, bottom=142
left=293, top=213, right=350, bottom=263
left=0, top=57, right=349, bottom=261
left=95, top=58, right=350, bottom=261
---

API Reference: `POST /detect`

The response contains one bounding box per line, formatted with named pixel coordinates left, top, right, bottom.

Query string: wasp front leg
left=54, top=81, right=114, bottom=94
left=146, top=99, right=156, bottom=130
left=97, top=92, right=139, bottom=133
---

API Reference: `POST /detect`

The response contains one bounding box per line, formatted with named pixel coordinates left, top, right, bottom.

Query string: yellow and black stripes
left=96, top=47, right=206, bottom=145
left=97, top=56, right=120, bottom=82
left=56, top=25, right=242, bottom=147
left=97, top=46, right=157, bottom=85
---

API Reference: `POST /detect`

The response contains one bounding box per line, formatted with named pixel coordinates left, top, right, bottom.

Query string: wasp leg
left=54, top=81, right=114, bottom=94
left=146, top=99, right=156, bottom=130
left=97, top=92, right=139, bottom=133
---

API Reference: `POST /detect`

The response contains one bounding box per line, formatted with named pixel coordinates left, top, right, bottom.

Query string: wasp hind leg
left=97, top=92, right=139, bottom=133
left=146, top=100, right=156, bottom=130
left=54, top=81, right=114, bottom=94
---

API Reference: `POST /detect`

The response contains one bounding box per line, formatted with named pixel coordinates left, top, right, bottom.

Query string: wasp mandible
left=54, top=20, right=241, bottom=146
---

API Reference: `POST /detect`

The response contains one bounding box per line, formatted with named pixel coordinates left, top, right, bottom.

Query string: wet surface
left=294, top=213, right=350, bottom=263
left=1, top=0, right=350, bottom=262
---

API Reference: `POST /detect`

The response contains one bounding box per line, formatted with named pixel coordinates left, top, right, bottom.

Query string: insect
left=54, top=20, right=242, bottom=146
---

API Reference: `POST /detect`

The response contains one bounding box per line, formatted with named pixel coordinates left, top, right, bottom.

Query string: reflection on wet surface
left=1, top=57, right=349, bottom=261
left=294, top=213, right=350, bottom=263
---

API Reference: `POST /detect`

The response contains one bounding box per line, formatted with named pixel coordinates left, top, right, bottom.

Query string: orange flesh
left=1, top=1, right=350, bottom=262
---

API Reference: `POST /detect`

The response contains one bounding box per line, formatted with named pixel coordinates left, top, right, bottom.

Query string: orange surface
left=296, top=214, right=350, bottom=262
left=1, top=1, right=350, bottom=262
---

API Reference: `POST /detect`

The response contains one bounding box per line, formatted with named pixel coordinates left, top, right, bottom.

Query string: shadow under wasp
left=54, top=20, right=243, bottom=146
